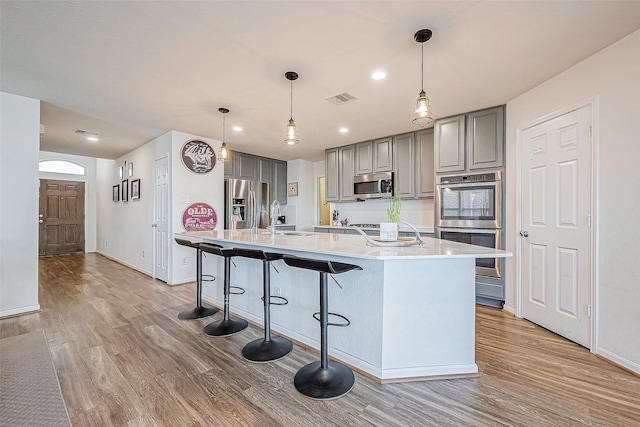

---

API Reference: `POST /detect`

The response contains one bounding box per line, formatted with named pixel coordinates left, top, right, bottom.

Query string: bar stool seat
left=200, top=244, right=248, bottom=337
left=174, top=238, right=219, bottom=320
left=233, top=248, right=293, bottom=363
left=282, top=255, right=362, bottom=400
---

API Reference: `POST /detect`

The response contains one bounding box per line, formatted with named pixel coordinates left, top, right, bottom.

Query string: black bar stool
left=174, top=238, right=219, bottom=320
left=200, top=243, right=248, bottom=337
left=282, top=255, right=362, bottom=400
left=233, top=248, right=293, bottom=363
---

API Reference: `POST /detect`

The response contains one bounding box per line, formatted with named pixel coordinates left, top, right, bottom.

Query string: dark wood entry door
left=39, top=179, right=85, bottom=256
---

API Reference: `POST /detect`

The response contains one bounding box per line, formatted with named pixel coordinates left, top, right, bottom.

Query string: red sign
left=182, top=203, right=217, bottom=231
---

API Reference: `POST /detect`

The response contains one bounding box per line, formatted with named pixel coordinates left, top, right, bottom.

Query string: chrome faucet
left=270, top=200, right=281, bottom=237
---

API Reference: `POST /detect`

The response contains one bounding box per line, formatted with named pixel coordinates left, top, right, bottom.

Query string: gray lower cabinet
left=434, top=114, right=466, bottom=173
left=325, top=148, right=339, bottom=202
left=393, top=132, right=415, bottom=198
left=467, top=106, right=504, bottom=170
left=415, top=129, right=434, bottom=198
left=272, top=160, right=287, bottom=205
left=339, top=145, right=355, bottom=201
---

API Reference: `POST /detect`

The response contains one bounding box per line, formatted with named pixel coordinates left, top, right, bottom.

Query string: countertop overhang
left=177, top=229, right=511, bottom=261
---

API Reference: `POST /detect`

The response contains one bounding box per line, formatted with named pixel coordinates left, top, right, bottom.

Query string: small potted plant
left=380, top=192, right=401, bottom=241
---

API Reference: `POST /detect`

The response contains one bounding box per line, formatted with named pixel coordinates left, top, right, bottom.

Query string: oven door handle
left=436, top=181, right=497, bottom=189
left=436, top=227, right=499, bottom=234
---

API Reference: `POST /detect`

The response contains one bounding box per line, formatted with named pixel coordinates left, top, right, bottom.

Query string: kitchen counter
left=314, top=225, right=435, bottom=234
left=177, top=229, right=510, bottom=382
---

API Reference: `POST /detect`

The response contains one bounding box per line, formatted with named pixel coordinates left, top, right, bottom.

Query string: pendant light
left=218, top=107, right=230, bottom=163
left=412, top=29, right=433, bottom=127
left=284, top=71, right=299, bottom=145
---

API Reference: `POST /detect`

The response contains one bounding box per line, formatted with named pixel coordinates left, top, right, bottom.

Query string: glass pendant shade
left=218, top=142, right=229, bottom=162
left=284, top=118, right=299, bottom=145
left=412, top=90, right=433, bottom=127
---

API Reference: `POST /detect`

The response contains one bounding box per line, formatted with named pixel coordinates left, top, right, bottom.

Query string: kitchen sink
left=276, top=231, right=315, bottom=236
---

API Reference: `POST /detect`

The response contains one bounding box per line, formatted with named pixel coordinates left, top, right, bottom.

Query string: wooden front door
left=39, top=179, right=85, bottom=256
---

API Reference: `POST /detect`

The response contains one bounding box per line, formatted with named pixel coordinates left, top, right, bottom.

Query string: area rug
left=0, top=331, right=71, bottom=427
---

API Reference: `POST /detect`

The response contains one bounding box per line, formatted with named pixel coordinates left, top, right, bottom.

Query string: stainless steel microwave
left=353, top=172, right=394, bottom=200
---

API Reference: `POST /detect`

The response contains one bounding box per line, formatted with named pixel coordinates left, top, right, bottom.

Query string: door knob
left=39, top=220, right=44, bottom=224
left=151, top=223, right=158, bottom=228
left=519, top=230, right=529, bottom=237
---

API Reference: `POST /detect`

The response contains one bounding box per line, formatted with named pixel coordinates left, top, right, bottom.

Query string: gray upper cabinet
left=467, top=106, right=504, bottom=170
left=393, top=133, right=415, bottom=198
left=272, top=160, right=287, bottom=205
left=373, top=137, right=393, bottom=172
left=237, top=152, right=257, bottom=180
left=355, top=141, right=373, bottom=175
left=257, top=157, right=272, bottom=184
left=415, top=129, right=435, bottom=198
left=339, top=145, right=355, bottom=201
left=435, top=114, right=466, bottom=173
left=224, top=154, right=234, bottom=177
left=325, top=148, right=339, bottom=202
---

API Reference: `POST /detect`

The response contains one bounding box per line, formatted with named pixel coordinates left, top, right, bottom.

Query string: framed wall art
left=128, top=162, right=134, bottom=177
left=288, top=182, right=298, bottom=196
left=122, top=179, right=129, bottom=202
left=113, top=184, right=120, bottom=202
left=131, top=179, right=140, bottom=200
left=181, top=139, right=216, bottom=174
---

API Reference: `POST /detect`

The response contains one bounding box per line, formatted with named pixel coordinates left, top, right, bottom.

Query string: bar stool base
left=242, top=336, right=293, bottom=363
left=203, top=318, right=248, bottom=337
left=294, top=361, right=355, bottom=400
left=178, top=306, right=219, bottom=320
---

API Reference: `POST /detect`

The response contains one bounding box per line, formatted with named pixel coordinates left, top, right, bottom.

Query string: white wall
left=0, top=92, right=40, bottom=317
left=505, top=29, right=640, bottom=372
left=286, top=159, right=315, bottom=231
left=39, top=151, right=98, bottom=252
left=171, top=131, right=225, bottom=284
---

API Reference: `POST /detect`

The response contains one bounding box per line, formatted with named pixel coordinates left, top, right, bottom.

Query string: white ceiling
left=2, top=1, right=640, bottom=162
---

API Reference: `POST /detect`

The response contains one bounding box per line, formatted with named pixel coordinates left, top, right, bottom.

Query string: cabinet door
left=272, top=160, right=287, bottom=205
left=393, top=133, right=415, bottom=198
left=257, top=157, right=272, bottom=184
left=415, top=129, right=435, bottom=198
left=325, top=148, right=339, bottom=202
left=224, top=153, right=234, bottom=177
left=373, top=137, right=393, bottom=172
left=355, top=141, right=373, bottom=175
left=339, top=145, right=355, bottom=201
left=467, top=106, right=504, bottom=170
left=435, top=114, right=465, bottom=173
left=237, top=153, right=257, bottom=180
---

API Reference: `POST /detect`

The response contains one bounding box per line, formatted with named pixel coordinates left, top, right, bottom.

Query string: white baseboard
left=597, top=347, right=640, bottom=375
left=0, top=304, right=41, bottom=319
left=502, top=305, right=517, bottom=316
left=95, top=251, right=152, bottom=278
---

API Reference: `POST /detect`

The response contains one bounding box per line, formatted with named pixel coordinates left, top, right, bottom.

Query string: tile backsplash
left=330, top=198, right=434, bottom=228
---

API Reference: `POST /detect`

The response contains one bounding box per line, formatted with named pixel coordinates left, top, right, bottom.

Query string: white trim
left=0, top=304, right=41, bottom=318
left=515, top=96, right=599, bottom=352
left=597, top=348, right=640, bottom=375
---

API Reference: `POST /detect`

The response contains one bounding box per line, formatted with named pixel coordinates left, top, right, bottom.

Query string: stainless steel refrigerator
left=224, top=179, right=270, bottom=230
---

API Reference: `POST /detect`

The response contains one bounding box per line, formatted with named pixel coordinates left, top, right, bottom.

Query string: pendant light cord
left=222, top=112, right=226, bottom=142
left=290, top=79, right=294, bottom=120
left=421, top=41, right=424, bottom=92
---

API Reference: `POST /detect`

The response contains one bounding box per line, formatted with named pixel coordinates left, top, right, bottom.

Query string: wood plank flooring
left=2, top=253, right=639, bottom=426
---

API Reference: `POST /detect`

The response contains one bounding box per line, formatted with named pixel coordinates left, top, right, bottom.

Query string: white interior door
left=153, top=155, right=169, bottom=282
left=520, top=105, right=592, bottom=348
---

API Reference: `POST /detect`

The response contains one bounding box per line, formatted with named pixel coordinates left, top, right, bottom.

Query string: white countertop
left=178, top=229, right=510, bottom=261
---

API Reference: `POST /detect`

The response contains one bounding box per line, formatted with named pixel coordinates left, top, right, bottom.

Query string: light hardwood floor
left=1, top=253, right=639, bottom=426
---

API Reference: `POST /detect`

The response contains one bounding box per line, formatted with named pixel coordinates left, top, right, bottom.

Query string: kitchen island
left=176, top=229, right=510, bottom=382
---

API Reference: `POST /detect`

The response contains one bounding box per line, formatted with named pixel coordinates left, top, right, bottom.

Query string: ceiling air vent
left=326, top=92, right=358, bottom=106
left=75, top=129, right=99, bottom=137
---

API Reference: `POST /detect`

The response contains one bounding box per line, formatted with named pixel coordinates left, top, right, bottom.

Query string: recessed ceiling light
left=86, top=136, right=99, bottom=142
left=232, top=126, right=243, bottom=132
left=371, top=70, right=386, bottom=80
left=339, top=127, right=349, bottom=133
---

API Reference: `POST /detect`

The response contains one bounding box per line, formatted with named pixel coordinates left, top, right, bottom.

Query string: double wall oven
left=435, top=171, right=503, bottom=278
